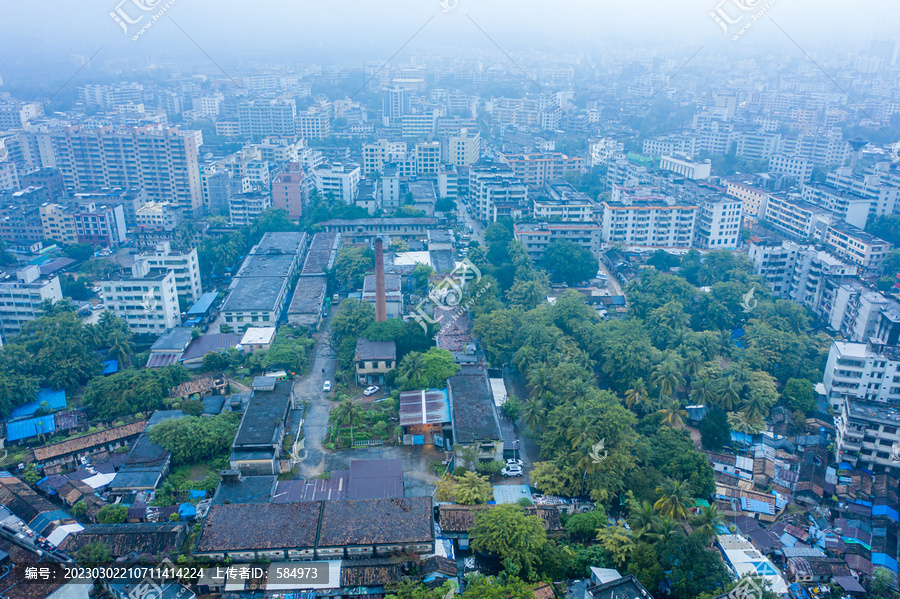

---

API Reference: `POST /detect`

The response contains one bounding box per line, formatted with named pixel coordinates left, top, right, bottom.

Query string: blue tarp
left=188, top=490, right=207, bottom=500
left=872, top=553, right=898, bottom=573
left=30, top=509, right=70, bottom=535
left=873, top=505, right=899, bottom=522
left=178, top=503, right=197, bottom=519
left=6, top=415, right=56, bottom=441
left=9, top=389, right=66, bottom=420
left=101, top=360, right=119, bottom=375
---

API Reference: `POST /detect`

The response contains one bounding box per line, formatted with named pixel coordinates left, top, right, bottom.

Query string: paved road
left=458, top=200, right=484, bottom=244
left=293, top=309, right=338, bottom=478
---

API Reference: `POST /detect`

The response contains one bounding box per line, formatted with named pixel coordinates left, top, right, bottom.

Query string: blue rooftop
left=6, top=415, right=56, bottom=441
left=187, top=292, right=219, bottom=316
left=101, top=359, right=119, bottom=375
left=9, top=389, right=66, bottom=420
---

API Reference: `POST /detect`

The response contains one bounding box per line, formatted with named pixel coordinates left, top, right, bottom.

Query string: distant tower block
left=847, top=137, right=867, bottom=171
left=374, top=237, right=387, bottom=322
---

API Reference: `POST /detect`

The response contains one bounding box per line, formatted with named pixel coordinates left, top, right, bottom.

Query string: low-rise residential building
left=448, top=128, right=481, bottom=167
left=73, top=202, right=127, bottom=247
left=726, top=181, right=770, bottom=218
left=835, top=399, right=900, bottom=472
left=642, top=133, right=697, bottom=158
left=600, top=193, right=697, bottom=249
left=769, top=154, right=815, bottom=182
left=39, top=202, right=78, bottom=244
left=102, top=261, right=181, bottom=335
left=136, top=242, right=203, bottom=303
left=318, top=218, right=439, bottom=243
left=659, top=154, right=711, bottom=180
left=515, top=221, right=603, bottom=262
left=499, top=152, right=583, bottom=186
left=33, top=421, right=147, bottom=469
left=315, top=163, right=361, bottom=204
left=229, top=193, right=271, bottom=227
left=693, top=196, right=742, bottom=249
left=760, top=195, right=831, bottom=240
left=239, top=327, right=277, bottom=352
left=821, top=221, right=890, bottom=276
left=470, top=164, right=527, bottom=223
left=0, top=266, right=62, bottom=340
left=823, top=341, right=900, bottom=413
left=355, top=339, right=397, bottom=386
left=135, top=201, right=182, bottom=231
left=534, top=181, right=595, bottom=222
left=271, top=162, right=306, bottom=220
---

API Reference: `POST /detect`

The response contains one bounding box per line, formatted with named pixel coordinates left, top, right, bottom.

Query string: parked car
left=91, top=286, right=102, bottom=293
left=323, top=380, right=332, bottom=392
left=506, top=458, right=523, bottom=467
left=363, top=386, right=380, bottom=396
left=501, top=465, right=524, bottom=477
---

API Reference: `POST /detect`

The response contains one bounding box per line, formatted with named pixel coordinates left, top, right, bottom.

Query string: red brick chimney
left=374, top=237, right=387, bottom=322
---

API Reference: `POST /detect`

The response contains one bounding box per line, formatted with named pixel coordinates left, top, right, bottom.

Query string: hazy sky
left=0, top=1, right=897, bottom=86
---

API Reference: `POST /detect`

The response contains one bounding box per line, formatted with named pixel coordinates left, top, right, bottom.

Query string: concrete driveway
left=293, top=309, right=338, bottom=478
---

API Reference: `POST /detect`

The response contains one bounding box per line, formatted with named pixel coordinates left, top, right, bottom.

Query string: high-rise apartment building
left=0, top=267, right=62, bottom=340
left=447, top=129, right=481, bottom=167
left=50, top=125, right=203, bottom=218
left=272, top=163, right=307, bottom=220
left=238, top=99, right=297, bottom=138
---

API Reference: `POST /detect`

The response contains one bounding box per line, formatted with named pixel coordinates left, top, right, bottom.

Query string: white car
left=323, top=380, right=332, bottom=392
left=506, top=458, right=523, bottom=468
left=501, top=465, right=524, bottom=477
left=363, top=386, right=380, bottom=396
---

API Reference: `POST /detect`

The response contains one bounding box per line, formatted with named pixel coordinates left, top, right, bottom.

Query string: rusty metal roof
left=399, top=389, right=451, bottom=426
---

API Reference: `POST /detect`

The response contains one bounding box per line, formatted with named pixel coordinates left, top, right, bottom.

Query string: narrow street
left=292, top=308, right=338, bottom=478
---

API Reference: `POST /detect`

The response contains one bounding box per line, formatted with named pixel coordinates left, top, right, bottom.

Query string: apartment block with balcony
left=823, top=341, right=900, bottom=413
left=499, top=152, right=583, bottom=186
left=74, top=203, right=127, bottom=247
left=768, top=154, right=814, bottom=183
left=39, top=203, right=78, bottom=245
left=469, top=164, right=527, bottom=223
left=237, top=100, right=297, bottom=138
left=835, top=399, right=900, bottom=473
left=136, top=242, right=203, bottom=303
left=693, top=197, right=742, bottom=249
left=600, top=194, right=697, bottom=249
left=229, top=193, right=271, bottom=227
left=0, top=267, right=62, bottom=340
left=514, top=221, right=603, bottom=263
left=447, top=129, right=481, bottom=167
left=314, top=163, right=360, bottom=204
left=271, top=163, right=306, bottom=220
left=760, top=195, right=832, bottom=240
left=821, top=221, right=890, bottom=276
left=101, top=262, right=180, bottom=336
left=726, top=181, right=770, bottom=219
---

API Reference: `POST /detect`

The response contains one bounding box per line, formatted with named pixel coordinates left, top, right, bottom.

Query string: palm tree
left=398, top=352, right=426, bottom=386
left=652, top=355, right=685, bottom=399
left=567, top=415, right=595, bottom=450
left=690, top=377, right=718, bottom=407
left=527, top=367, right=550, bottom=400
left=625, top=378, right=649, bottom=412
left=716, top=376, right=741, bottom=411
left=334, top=399, right=364, bottom=446
left=627, top=500, right=659, bottom=543
left=692, top=504, right=725, bottom=546
left=742, top=391, right=772, bottom=423
left=106, top=330, right=135, bottom=369
left=653, top=479, right=693, bottom=521
left=566, top=379, right=590, bottom=402
left=683, top=351, right=704, bottom=382
left=727, top=410, right=765, bottom=435
left=649, top=517, right=680, bottom=545
left=520, top=397, right=547, bottom=433
left=513, top=346, right=536, bottom=375
left=657, top=399, right=688, bottom=429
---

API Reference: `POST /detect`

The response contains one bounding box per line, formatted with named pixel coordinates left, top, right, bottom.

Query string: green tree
left=501, top=397, right=521, bottom=421
left=148, top=413, right=241, bottom=465
left=75, top=541, right=111, bottom=567
left=96, top=504, right=128, bottom=524
left=180, top=399, right=205, bottom=417
left=385, top=580, right=455, bottom=599
left=15, top=311, right=102, bottom=390
left=331, top=299, right=376, bottom=346
left=595, top=525, right=634, bottom=568
left=656, top=399, right=688, bottom=429
left=625, top=379, right=650, bottom=412
left=473, top=309, right=523, bottom=366
left=520, top=397, right=547, bottom=433
left=565, top=508, right=607, bottom=541
left=72, top=499, right=88, bottom=521
left=869, top=567, right=899, bottom=599
left=506, top=275, right=551, bottom=311
left=470, top=505, right=547, bottom=580
left=653, top=479, right=692, bottom=521
left=334, top=399, right=364, bottom=445
left=462, top=575, right=536, bottom=599
left=699, top=408, right=731, bottom=451
left=83, top=365, right=190, bottom=419
left=436, top=471, right=493, bottom=504
left=782, top=378, right=816, bottom=413
left=333, top=246, right=375, bottom=289
left=541, top=239, right=600, bottom=285
left=106, top=329, right=135, bottom=369
left=692, top=504, right=725, bottom=547
left=659, top=532, right=732, bottom=599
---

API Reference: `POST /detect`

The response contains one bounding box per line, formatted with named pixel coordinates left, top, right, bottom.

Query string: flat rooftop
left=288, top=275, right=328, bottom=315
left=253, top=232, right=307, bottom=255
left=222, top=276, right=288, bottom=312
left=233, top=381, right=292, bottom=448
left=236, top=254, right=296, bottom=279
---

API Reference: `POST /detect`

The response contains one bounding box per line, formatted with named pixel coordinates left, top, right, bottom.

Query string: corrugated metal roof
left=10, top=389, right=66, bottom=420
left=6, top=415, right=56, bottom=441
left=399, top=389, right=451, bottom=426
